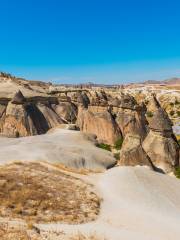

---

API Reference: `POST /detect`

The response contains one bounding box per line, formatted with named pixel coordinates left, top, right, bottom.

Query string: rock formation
left=119, top=134, right=153, bottom=169
left=76, top=92, right=122, bottom=145
left=0, top=78, right=178, bottom=174
left=52, top=102, right=77, bottom=123
left=114, top=93, right=148, bottom=140
left=1, top=91, right=64, bottom=137
left=77, top=108, right=122, bottom=145
left=143, top=95, right=180, bottom=173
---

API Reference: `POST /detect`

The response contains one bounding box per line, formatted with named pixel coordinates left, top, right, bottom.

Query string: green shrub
left=114, top=138, right=123, bottom=150
left=113, top=153, right=120, bottom=160
left=177, top=111, right=180, bottom=117
left=170, top=102, right=174, bottom=106
left=174, top=167, right=180, bottom=179
left=175, top=100, right=180, bottom=105
left=144, top=100, right=149, bottom=105
left=169, top=110, right=175, bottom=116
left=146, top=111, right=153, bottom=117
left=96, top=143, right=111, bottom=151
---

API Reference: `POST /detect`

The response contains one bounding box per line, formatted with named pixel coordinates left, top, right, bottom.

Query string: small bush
left=177, top=111, right=180, bottom=117
left=175, top=100, right=180, bottom=105
left=170, top=102, right=174, bottom=106
left=169, top=110, right=175, bottom=116
left=114, top=138, right=123, bottom=150
left=146, top=111, right=153, bottom=117
left=174, top=167, right=180, bottom=179
left=96, top=143, right=111, bottom=151
left=113, top=153, right=119, bottom=160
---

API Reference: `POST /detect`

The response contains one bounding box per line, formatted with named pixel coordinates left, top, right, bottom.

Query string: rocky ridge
left=0, top=74, right=179, bottom=173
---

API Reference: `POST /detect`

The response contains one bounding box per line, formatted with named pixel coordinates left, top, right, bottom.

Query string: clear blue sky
left=1, top=0, right=180, bottom=83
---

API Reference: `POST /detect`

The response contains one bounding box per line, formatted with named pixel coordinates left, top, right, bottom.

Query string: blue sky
left=1, top=0, right=180, bottom=83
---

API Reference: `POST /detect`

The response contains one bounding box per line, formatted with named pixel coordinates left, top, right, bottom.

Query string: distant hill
left=163, top=77, right=180, bottom=84
left=142, top=77, right=180, bottom=85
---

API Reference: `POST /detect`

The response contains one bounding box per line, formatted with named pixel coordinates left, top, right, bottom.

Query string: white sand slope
left=38, top=166, right=180, bottom=240
left=0, top=129, right=115, bottom=170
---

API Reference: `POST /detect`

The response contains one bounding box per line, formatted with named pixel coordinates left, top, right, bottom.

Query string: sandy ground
left=0, top=129, right=115, bottom=170
left=37, top=166, right=180, bottom=240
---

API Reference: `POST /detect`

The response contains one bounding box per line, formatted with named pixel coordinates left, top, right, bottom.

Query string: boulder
left=143, top=130, right=179, bottom=173
left=119, top=134, right=153, bottom=168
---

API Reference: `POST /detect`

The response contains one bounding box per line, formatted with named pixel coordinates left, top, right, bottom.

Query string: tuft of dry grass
left=0, top=162, right=100, bottom=224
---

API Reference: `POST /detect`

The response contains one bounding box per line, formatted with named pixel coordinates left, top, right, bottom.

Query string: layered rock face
left=143, top=95, right=180, bottom=173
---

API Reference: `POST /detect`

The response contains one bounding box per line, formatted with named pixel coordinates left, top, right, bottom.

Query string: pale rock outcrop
left=0, top=129, right=116, bottom=171
left=143, top=95, right=180, bottom=173
left=52, top=102, right=77, bottom=123
left=36, top=103, right=65, bottom=128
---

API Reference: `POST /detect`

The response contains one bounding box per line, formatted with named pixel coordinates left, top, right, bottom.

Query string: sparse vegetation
left=0, top=72, right=14, bottom=79
left=174, top=167, right=180, bottom=179
left=114, top=153, right=120, bottom=160
left=0, top=162, right=100, bottom=224
left=177, top=111, right=180, bottom=117
left=146, top=111, right=153, bottom=118
left=175, top=100, right=180, bottom=105
left=114, top=138, right=123, bottom=150
left=0, top=222, right=41, bottom=240
left=96, top=143, right=111, bottom=151
left=170, top=102, right=174, bottom=106
left=144, top=100, right=149, bottom=105
left=169, top=110, right=175, bottom=116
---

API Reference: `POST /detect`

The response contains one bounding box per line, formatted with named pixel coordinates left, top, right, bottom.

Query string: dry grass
left=0, top=222, right=41, bottom=240
left=0, top=162, right=100, bottom=224
left=0, top=222, right=107, bottom=240
left=69, top=232, right=107, bottom=240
